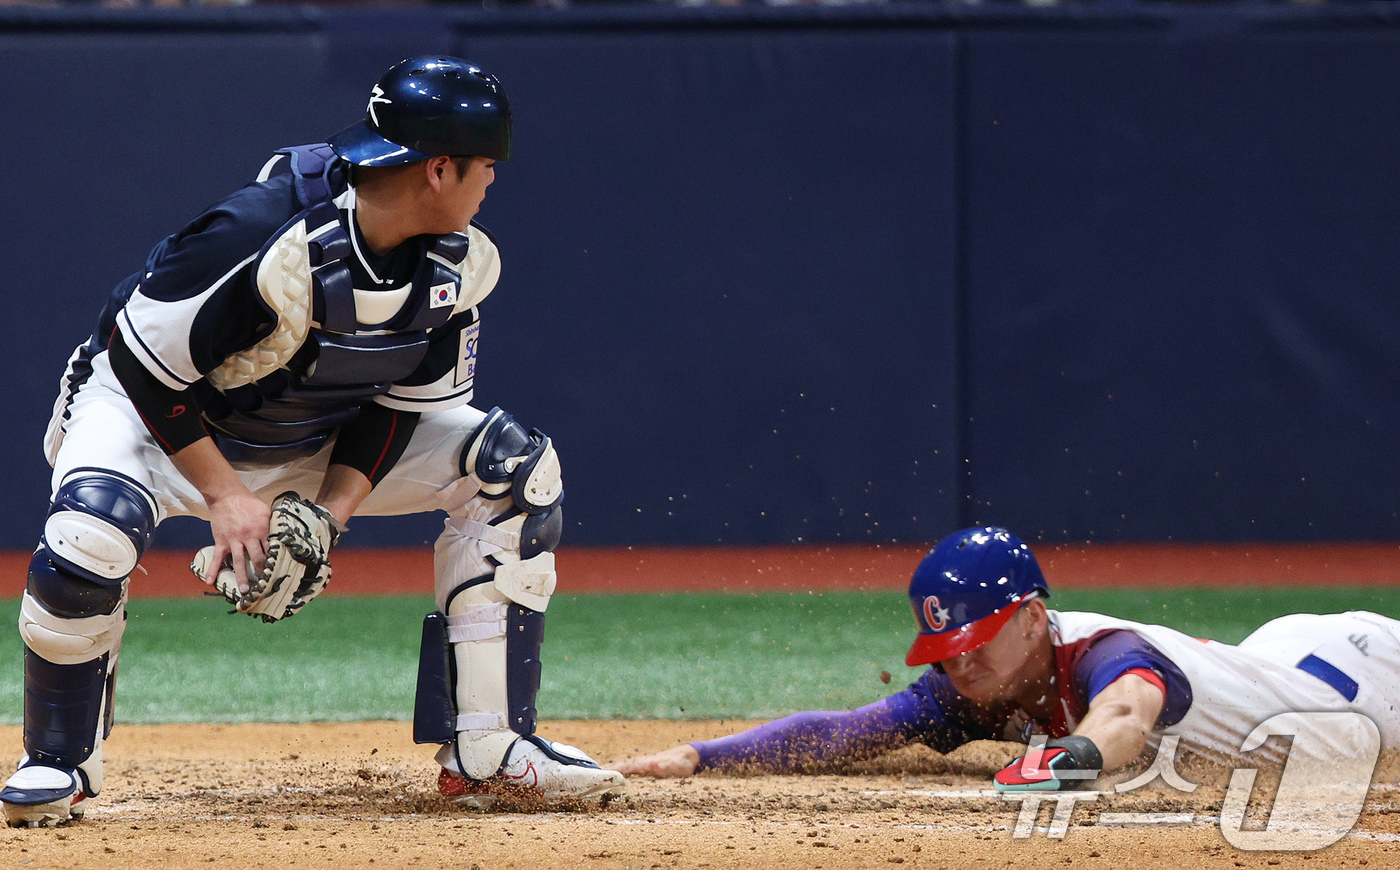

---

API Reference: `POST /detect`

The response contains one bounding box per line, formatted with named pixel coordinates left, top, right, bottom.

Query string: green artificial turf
left=0, top=587, right=1397, bottom=725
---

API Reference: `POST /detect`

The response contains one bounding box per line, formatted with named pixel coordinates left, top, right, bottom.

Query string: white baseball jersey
left=1049, top=610, right=1400, bottom=765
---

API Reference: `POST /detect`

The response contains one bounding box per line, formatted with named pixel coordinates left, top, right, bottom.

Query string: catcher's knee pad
left=27, top=546, right=126, bottom=621
left=494, top=505, right=564, bottom=562
left=413, top=572, right=552, bottom=780
left=43, top=471, right=156, bottom=585
left=460, top=407, right=563, bottom=514
left=19, top=581, right=125, bottom=666
left=23, top=471, right=149, bottom=662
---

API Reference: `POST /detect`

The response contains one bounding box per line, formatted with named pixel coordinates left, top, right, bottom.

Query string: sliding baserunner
left=613, top=527, right=1400, bottom=791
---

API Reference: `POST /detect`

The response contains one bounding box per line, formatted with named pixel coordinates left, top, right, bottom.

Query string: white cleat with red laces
left=438, top=736, right=625, bottom=809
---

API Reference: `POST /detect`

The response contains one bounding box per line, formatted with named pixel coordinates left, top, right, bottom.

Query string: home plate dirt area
left=2, top=721, right=1399, bottom=870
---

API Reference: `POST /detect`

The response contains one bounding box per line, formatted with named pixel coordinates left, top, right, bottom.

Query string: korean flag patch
left=430, top=281, right=458, bottom=309
left=455, top=321, right=480, bottom=386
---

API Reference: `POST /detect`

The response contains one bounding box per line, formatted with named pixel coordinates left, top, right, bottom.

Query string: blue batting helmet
left=329, top=56, right=512, bottom=167
left=905, top=527, right=1049, bottom=667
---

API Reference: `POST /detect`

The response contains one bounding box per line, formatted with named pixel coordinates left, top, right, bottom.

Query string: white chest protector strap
left=207, top=218, right=321, bottom=391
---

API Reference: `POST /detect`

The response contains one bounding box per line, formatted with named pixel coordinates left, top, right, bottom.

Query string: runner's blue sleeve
left=691, top=669, right=999, bottom=773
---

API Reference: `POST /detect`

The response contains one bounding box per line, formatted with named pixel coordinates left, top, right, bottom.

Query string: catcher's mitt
left=192, top=491, right=343, bottom=623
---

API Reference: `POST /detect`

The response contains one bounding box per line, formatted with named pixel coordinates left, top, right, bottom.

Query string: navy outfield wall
left=1, top=2, right=1396, bottom=550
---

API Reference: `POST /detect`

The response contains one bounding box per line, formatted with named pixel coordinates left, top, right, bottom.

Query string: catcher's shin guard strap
left=447, top=604, right=508, bottom=643
left=452, top=505, right=562, bottom=567
left=448, top=518, right=518, bottom=555
left=506, top=605, right=545, bottom=737
left=23, top=648, right=108, bottom=773
left=456, top=712, right=507, bottom=731
left=413, top=612, right=454, bottom=745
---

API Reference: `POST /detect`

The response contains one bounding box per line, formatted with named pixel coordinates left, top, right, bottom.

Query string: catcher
left=612, top=527, right=1400, bottom=791
left=2, top=56, right=624, bottom=828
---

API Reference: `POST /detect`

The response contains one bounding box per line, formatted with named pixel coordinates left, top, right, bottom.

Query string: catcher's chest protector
left=207, top=144, right=471, bottom=455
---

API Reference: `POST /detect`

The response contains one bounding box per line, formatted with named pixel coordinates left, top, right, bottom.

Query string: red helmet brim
left=904, top=598, right=1026, bottom=667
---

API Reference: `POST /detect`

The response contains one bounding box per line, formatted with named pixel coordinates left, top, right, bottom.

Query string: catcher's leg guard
left=419, top=574, right=550, bottom=779
left=413, top=411, right=621, bottom=803
left=3, top=473, right=153, bottom=827
left=418, top=571, right=621, bottom=805
left=413, top=600, right=543, bottom=746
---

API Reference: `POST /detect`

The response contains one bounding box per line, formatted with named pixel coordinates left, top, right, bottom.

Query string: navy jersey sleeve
left=1068, top=630, right=1193, bottom=729
left=690, top=669, right=1001, bottom=773
left=114, top=180, right=299, bottom=390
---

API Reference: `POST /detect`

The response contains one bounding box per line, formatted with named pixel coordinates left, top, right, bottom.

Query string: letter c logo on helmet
left=922, top=595, right=950, bottom=632
left=904, top=527, right=1049, bottom=668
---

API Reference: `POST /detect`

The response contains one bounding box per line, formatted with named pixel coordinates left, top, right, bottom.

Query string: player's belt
left=1296, top=654, right=1359, bottom=702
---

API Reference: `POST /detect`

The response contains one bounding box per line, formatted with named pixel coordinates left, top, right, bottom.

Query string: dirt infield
left=3, top=721, right=1398, bottom=870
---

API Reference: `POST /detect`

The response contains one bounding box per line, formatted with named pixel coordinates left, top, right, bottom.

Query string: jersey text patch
left=455, top=321, right=479, bottom=386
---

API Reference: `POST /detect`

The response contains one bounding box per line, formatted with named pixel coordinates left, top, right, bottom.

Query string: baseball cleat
left=1, top=764, right=87, bottom=827
left=439, top=736, right=626, bottom=809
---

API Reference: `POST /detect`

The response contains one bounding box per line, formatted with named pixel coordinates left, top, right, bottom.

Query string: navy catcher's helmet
left=905, top=527, right=1049, bottom=667
left=329, top=56, right=512, bottom=167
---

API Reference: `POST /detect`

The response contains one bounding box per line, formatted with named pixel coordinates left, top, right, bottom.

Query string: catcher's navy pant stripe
left=1298, top=654, right=1359, bottom=702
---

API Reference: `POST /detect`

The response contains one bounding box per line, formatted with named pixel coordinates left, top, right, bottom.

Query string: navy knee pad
left=28, top=547, right=125, bottom=619
left=520, top=505, right=563, bottom=560
left=462, top=408, right=535, bottom=486
left=43, top=472, right=156, bottom=586
left=460, top=408, right=564, bottom=514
